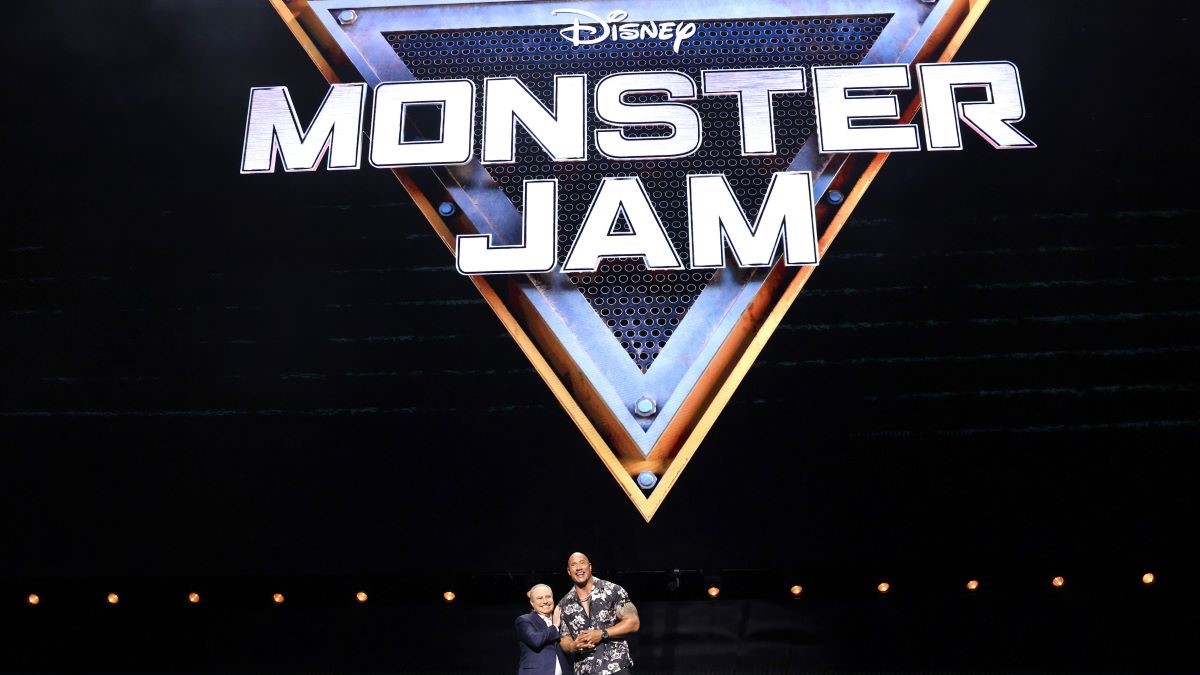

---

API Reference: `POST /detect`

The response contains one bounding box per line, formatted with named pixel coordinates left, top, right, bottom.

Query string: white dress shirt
left=538, top=612, right=563, bottom=675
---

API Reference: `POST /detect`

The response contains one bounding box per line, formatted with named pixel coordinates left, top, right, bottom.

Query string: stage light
left=966, top=579, right=979, bottom=591
left=28, top=594, right=40, bottom=606
left=443, top=591, right=456, bottom=603
left=1142, top=572, right=1155, bottom=585
left=273, top=593, right=285, bottom=604
left=1051, top=576, right=1065, bottom=588
left=107, top=593, right=119, bottom=605
left=876, top=582, right=890, bottom=594
left=703, top=573, right=722, bottom=599
left=188, top=592, right=201, bottom=604
left=789, top=585, right=803, bottom=597
left=356, top=591, right=369, bottom=603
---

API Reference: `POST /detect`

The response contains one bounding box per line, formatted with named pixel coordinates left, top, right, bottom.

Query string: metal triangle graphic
left=270, top=0, right=992, bottom=520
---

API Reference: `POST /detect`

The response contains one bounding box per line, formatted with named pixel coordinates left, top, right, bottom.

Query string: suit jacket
left=515, top=610, right=570, bottom=675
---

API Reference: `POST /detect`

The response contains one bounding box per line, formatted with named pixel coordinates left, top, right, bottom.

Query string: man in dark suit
left=516, top=583, right=571, bottom=675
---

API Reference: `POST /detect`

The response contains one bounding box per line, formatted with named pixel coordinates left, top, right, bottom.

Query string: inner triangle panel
left=390, top=15, right=890, bottom=372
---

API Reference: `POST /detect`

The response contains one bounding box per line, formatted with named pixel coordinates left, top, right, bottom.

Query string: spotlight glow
left=107, top=593, right=119, bottom=605
left=706, top=586, right=720, bottom=598
left=876, top=582, right=890, bottom=594
left=356, top=591, right=369, bottom=603
left=966, top=580, right=979, bottom=591
left=273, top=593, right=285, bottom=604
left=1051, top=576, right=1065, bottom=588
left=789, top=585, right=803, bottom=597
left=28, top=594, right=40, bottom=606
left=188, top=592, right=200, bottom=604
left=443, top=591, right=456, bottom=603
left=1142, top=573, right=1155, bottom=585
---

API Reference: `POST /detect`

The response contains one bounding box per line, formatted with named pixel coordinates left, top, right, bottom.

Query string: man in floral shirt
left=556, top=552, right=640, bottom=674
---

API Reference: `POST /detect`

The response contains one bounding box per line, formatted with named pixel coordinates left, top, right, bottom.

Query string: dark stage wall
left=3, top=1, right=1198, bottom=672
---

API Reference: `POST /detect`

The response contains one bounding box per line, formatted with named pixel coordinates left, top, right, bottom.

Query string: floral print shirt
left=558, top=578, right=634, bottom=674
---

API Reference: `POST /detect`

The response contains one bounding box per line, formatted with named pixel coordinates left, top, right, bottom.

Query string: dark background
left=2, top=1, right=1197, bottom=672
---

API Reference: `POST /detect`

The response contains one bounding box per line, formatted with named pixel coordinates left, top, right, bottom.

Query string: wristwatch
left=600, top=629, right=609, bottom=641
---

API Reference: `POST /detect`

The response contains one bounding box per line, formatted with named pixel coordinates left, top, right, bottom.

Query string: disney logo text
left=552, top=8, right=697, bottom=53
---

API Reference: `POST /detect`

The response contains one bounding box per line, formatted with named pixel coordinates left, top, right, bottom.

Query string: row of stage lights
left=23, top=574, right=1160, bottom=607
left=23, top=590, right=458, bottom=607
left=707, top=573, right=1157, bottom=598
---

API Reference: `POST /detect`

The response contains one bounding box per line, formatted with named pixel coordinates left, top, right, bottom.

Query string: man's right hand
left=552, top=605, right=562, bottom=627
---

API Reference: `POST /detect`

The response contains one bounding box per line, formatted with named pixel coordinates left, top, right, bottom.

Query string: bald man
left=557, top=552, right=639, bottom=675
left=516, top=584, right=571, bottom=675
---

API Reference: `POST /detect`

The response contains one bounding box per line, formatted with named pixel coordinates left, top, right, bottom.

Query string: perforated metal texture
left=388, top=16, right=890, bottom=370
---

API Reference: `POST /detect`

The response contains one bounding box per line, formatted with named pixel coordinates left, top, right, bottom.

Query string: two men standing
left=516, top=552, right=640, bottom=675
